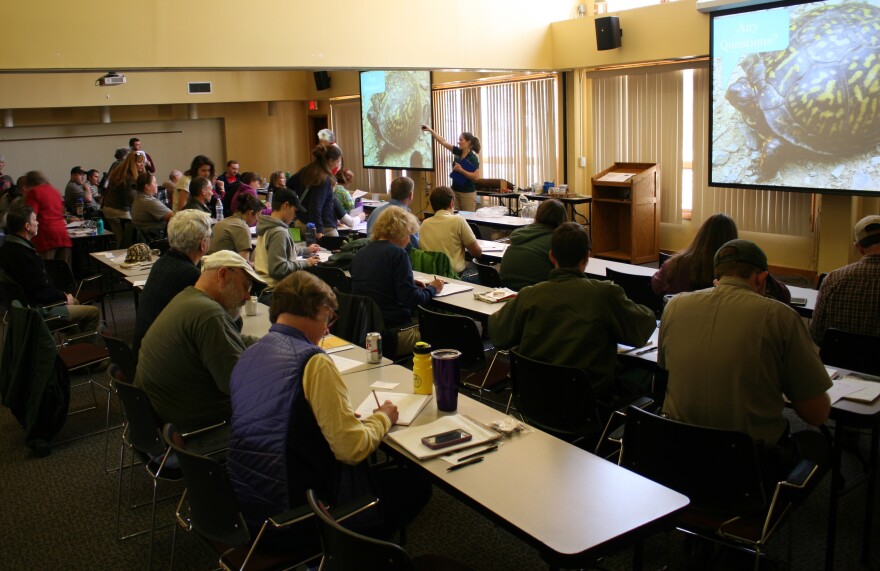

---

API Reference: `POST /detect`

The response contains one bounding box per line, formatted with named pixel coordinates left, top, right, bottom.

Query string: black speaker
left=314, top=71, right=331, bottom=91
left=595, top=16, right=622, bottom=51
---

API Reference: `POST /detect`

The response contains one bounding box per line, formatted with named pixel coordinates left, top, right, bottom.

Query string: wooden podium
left=590, top=162, right=659, bottom=265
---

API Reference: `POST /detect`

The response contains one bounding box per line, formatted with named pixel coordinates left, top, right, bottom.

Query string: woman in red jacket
left=23, top=171, right=72, bottom=266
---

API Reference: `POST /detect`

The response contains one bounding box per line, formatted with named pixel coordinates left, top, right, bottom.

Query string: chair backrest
left=508, top=348, right=602, bottom=439
left=620, top=406, right=767, bottom=516
left=658, top=251, right=673, bottom=266
left=101, top=333, right=137, bottom=383
left=417, top=305, right=486, bottom=372
left=305, top=489, right=416, bottom=571
left=162, top=424, right=252, bottom=547
left=408, top=249, right=458, bottom=279
left=606, top=268, right=664, bottom=317
left=0, top=269, right=28, bottom=309
left=112, top=379, right=167, bottom=459
left=332, top=288, right=386, bottom=348
left=819, top=328, right=880, bottom=376
left=43, top=259, right=77, bottom=294
left=472, top=259, right=501, bottom=287
left=119, top=219, right=146, bottom=248
left=318, top=235, right=348, bottom=251
left=308, top=266, right=352, bottom=294
left=467, top=221, right=483, bottom=240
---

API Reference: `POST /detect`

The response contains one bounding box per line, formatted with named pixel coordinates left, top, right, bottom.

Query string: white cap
left=201, top=250, right=265, bottom=283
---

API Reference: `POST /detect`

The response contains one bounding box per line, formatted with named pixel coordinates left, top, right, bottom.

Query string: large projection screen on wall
left=709, top=0, right=880, bottom=196
left=360, top=70, right=434, bottom=171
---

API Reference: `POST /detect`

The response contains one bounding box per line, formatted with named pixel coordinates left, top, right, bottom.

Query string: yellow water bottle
left=413, top=341, right=433, bottom=395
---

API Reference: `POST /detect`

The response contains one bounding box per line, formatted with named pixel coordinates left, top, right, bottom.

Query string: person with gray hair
left=131, top=209, right=212, bottom=355
left=351, top=206, right=443, bottom=355
left=227, top=270, right=431, bottom=550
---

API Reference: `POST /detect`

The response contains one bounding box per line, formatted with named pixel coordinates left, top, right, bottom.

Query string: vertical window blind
left=330, top=98, right=401, bottom=193
left=432, top=76, right=558, bottom=190
left=585, top=64, right=812, bottom=237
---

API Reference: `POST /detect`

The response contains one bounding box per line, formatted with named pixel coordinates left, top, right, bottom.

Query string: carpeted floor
left=0, top=289, right=877, bottom=570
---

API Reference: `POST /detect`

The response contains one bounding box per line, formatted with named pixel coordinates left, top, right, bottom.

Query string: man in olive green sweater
left=490, top=223, right=655, bottom=397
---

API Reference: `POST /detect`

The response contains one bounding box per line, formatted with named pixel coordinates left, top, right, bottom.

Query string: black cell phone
left=790, top=297, right=807, bottom=307
left=421, top=429, right=472, bottom=450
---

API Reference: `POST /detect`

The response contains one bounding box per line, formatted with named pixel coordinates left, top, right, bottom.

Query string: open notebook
left=355, top=392, right=432, bottom=426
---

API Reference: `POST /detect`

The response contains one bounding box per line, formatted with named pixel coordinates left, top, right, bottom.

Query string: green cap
left=713, top=239, right=767, bottom=271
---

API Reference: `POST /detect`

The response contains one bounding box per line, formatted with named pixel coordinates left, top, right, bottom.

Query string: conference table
left=476, top=190, right=593, bottom=225
left=423, top=209, right=533, bottom=232
left=343, top=363, right=690, bottom=568
left=90, top=248, right=158, bottom=278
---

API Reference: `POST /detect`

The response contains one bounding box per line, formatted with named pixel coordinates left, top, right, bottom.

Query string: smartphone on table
left=421, top=429, right=472, bottom=450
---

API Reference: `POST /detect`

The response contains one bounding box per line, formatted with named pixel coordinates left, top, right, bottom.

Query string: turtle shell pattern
left=737, top=2, right=880, bottom=155
left=368, top=72, right=424, bottom=151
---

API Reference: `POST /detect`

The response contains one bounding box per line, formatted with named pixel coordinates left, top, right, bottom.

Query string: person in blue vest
left=226, top=271, right=431, bottom=550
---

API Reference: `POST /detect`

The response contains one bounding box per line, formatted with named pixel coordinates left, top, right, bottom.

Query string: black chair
left=472, top=259, right=502, bottom=287
left=318, top=235, right=349, bottom=251
left=112, top=379, right=185, bottom=569
left=606, top=268, right=664, bottom=318
left=467, top=221, right=483, bottom=240
left=43, top=258, right=113, bottom=328
left=100, top=332, right=137, bottom=473
left=658, top=251, right=673, bottom=266
left=819, top=328, right=880, bottom=376
left=163, top=425, right=374, bottom=571
left=118, top=218, right=146, bottom=249
left=332, top=288, right=401, bottom=358
left=0, top=269, right=74, bottom=333
left=417, top=305, right=506, bottom=395
left=620, top=406, right=820, bottom=568
left=306, top=489, right=472, bottom=571
left=505, top=348, right=603, bottom=446
left=308, top=265, right=352, bottom=294
left=816, top=272, right=828, bottom=290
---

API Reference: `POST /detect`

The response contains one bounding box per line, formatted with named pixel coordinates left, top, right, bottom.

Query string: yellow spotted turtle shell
left=738, top=3, right=880, bottom=154
left=368, top=72, right=423, bottom=151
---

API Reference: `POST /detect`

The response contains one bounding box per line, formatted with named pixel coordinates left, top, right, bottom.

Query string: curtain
left=587, top=63, right=812, bottom=236
left=330, top=98, right=402, bottom=194
left=431, top=77, right=557, bottom=190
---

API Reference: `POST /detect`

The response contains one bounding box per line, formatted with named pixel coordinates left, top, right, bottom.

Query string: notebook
left=355, top=392, right=432, bottom=426
left=385, top=414, right=500, bottom=460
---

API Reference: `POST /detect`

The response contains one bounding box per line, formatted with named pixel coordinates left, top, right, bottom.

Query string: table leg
left=862, top=422, right=879, bottom=565
left=825, top=421, right=844, bottom=570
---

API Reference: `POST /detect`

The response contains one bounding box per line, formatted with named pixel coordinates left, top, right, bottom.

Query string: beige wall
left=1, top=0, right=571, bottom=72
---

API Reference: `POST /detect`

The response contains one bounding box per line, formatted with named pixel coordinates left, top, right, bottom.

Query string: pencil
left=372, top=390, right=381, bottom=408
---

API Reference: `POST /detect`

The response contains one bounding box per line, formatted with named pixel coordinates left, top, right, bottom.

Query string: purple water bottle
left=431, top=349, right=461, bottom=411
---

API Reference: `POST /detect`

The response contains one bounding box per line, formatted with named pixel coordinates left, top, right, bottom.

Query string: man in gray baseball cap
left=810, top=215, right=880, bottom=345
left=659, top=238, right=831, bottom=485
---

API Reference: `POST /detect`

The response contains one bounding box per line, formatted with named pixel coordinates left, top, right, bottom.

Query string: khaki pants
left=454, top=191, right=476, bottom=213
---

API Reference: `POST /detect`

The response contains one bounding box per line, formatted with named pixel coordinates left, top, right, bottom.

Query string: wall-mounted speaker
left=595, top=16, right=622, bottom=51
left=314, top=71, right=331, bottom=91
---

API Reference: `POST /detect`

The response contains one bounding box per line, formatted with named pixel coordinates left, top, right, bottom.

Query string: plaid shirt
left=810, top=254, right=880, bottom=345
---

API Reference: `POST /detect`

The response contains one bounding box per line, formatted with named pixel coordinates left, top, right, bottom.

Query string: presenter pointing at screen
left=421, top=125, right=481, bottom=212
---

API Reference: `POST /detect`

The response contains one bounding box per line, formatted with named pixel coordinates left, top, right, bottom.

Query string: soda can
left=366, top=332, right=382, bottom=363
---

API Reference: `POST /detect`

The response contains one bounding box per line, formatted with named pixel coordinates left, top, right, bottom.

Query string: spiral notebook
left=355, top=392, right=432, bottom=426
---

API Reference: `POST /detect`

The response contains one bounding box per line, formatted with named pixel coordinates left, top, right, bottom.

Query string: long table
left=423, top=210, right=532, bottom=232
left=412, top=271, right=507, bottom=321
left=343, top=364, right=689, bottom=567
left=90, top=248, right=158, bottom=278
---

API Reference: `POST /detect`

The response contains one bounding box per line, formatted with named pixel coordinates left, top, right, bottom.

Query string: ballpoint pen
left=635, top=346, right=659, bottom=356
left=447, top=456, right=484, bottom=471
left=458, top=445, right=499, bottom=462
left=621, top=340, right=652, bottom=355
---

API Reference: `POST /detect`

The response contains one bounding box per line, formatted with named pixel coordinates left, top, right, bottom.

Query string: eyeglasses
left=321, top=305, right=338, bottom=329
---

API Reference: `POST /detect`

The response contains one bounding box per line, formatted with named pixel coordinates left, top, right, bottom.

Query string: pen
left=372, top=390, right=381, bottom=408
left=458, top=445, right=498, bottom=462
left=635, top=346, right=659, bottom=356
left=447, top=456, right=484, bottom=472
left=621, top=340, right=652, bottom=355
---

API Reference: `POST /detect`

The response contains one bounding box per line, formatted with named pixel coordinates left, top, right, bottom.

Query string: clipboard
left=450, top=157, right=476, bottom=187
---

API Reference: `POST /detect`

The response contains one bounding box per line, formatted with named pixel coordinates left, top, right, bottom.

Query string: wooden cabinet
left=590, top=162, right=659, bottom=265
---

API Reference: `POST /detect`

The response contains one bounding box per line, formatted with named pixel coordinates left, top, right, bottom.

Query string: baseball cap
left=273, top=187, right=307, bottom=213
left=201, top=250, right=266, bottom=283
left=854, top=215, right=880, bottom=246
left=70, top=166, right=87, bottom=175
left=713, top=239, right=768, bottom=271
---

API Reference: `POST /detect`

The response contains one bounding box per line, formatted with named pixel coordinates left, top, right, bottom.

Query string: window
left=432, top=76, right=558, bottom=191
left=585, top=63, right=812, bottom=236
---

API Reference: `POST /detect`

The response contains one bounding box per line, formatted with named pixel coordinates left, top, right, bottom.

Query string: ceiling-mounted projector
left=96, top=72, right=126, bottom=87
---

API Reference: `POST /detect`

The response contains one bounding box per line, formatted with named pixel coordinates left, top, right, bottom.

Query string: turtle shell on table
left=725, top=2, right=880, bottom=177
left=367, top=72, right=426, bottom=155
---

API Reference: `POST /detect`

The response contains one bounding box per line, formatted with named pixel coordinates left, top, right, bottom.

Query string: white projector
left=97, top=73, right=126, bottom=87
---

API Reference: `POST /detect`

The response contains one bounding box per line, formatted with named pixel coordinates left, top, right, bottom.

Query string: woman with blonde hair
left=350, top=206, right=444, bottom=355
